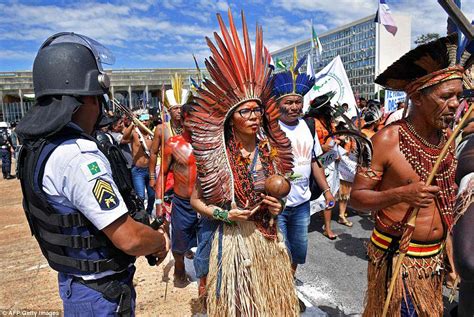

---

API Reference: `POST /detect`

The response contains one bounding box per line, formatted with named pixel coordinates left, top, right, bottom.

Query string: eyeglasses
left=237, top=107, right=263, bottom=119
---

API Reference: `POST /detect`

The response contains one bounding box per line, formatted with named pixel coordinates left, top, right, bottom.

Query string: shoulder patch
left=81, top=159, right=107, bottom=181
left=92, top=179, right=119, bottom=210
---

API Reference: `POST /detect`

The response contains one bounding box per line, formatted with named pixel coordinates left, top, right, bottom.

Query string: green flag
left=312, top=24, right=323, bottom=56
left=276, top=58, right=287, bottom=70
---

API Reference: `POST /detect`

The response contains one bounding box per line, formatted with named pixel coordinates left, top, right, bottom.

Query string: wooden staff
left=159, top=83, right=168, bottom=300
left=111, top=99, right=154, bottom=137
left=381, top=97, right=474, bottom=317
left=160, top=83, right=166, bottom=206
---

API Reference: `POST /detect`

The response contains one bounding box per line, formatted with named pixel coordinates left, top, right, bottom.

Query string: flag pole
left=376, top=6, right=381, bottom=101
left=160, top=83, right=166, bottom=212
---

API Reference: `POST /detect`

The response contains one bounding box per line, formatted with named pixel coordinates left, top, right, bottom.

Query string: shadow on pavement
left=318, top=305, right=360, bottom=317
left=358, top=214, right=374, bottom=231
left=334, top=233, right=369, bottom=261
left=443, top=294, right=458, bottom=317
left=308, top=211, right=326, bottom=233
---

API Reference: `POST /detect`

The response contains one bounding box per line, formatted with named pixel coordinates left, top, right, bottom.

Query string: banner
left=384, top=90, right=406, bottom=112
left=304, top=55, right=357, bottom=118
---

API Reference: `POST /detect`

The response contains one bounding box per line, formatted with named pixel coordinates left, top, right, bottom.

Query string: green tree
left=414, top=33, right=440, bottom=46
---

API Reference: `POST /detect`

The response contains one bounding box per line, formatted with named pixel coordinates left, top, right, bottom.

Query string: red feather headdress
left=187, top=9, right=293, bottom=207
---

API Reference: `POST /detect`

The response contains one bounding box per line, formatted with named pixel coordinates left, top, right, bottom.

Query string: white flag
left=303, top=55, right=357, bottom=118
left=375, top=0, right=398, bottom=36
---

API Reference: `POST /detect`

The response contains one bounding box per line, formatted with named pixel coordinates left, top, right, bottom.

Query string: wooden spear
left=112, top=99, right=154, bottom=137
left=159, top=83, right=169, bottom=300
left=381, top=97, right=473, bottom=317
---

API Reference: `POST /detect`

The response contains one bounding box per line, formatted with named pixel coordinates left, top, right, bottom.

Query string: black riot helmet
left=33, top=32, right=112, bottom=98
left=16, top=33, right=114, bottom=141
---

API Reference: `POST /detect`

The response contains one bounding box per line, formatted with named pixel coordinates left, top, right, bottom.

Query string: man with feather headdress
left=271, top=52, right=335, bottom=284
left=350, top=34, right=471, bottom=316
left=149, top=74, right=192, bottom=196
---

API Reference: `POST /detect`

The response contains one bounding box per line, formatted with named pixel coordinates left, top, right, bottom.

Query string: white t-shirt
left=279, top=119, right=323, bottom=207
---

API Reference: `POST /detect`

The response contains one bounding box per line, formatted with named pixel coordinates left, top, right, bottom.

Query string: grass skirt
left=338, top=180, right=352, bottom=201
left=206, top=221, right=299, bottom=316
left=363, top=242, right=444, bottom=317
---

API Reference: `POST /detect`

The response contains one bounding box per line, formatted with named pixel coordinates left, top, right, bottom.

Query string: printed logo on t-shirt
left=293, top=139, right=312, bottom=167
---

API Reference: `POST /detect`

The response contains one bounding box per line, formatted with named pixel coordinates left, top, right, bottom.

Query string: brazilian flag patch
left=92, top=179, right=119, bottom=210
left=88, top=162, right=101, bottom=175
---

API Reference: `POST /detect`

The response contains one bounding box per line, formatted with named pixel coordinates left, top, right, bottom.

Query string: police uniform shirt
left=42, top=130, right=129, bottom=279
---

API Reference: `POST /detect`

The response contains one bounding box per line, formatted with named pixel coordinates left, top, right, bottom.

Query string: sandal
left=338, top=217, right=353, bottom=227
left=323, top=231, right=338, bottom=240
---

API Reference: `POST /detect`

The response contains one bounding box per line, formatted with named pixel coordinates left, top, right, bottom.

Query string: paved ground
left=296, top=204, right=459, bottom=317
left=0, top=169, right=459, bottom=316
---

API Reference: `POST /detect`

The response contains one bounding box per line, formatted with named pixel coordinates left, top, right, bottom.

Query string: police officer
left=15, top=33, right=169, bottom=316
left=0, top=122, right=14, bottom=179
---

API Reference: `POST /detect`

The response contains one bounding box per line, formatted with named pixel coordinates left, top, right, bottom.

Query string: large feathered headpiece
left=375, top=33, right=473, bottom=97
left=164, top=73, right=192, bottom=109
left=187, top=9, right=294, bottom=207
left=271, top=49, right=315, bottom=100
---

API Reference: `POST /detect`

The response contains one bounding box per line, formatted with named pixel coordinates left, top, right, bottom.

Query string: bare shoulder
left=153, top=123, right=163, bottom=137
left=372, top=124, right=400, bottom=149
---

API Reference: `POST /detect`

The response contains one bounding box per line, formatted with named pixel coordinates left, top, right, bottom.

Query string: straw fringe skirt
left=338, top=180, right=352, bottom=201
left=363, top=242, right=444, bottom=317
left=206, top=221, right=299, bottom=317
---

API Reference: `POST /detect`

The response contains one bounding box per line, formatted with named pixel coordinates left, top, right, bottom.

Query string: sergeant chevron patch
left=92, top=179, right=118, bottom=210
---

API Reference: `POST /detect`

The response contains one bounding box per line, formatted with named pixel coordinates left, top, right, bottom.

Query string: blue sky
left=0, top=0, right=472, bottom=71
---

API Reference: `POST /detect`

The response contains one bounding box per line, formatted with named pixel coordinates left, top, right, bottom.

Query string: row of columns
left=111, top=84, right=150, bottom=108
left=0, top=89, right=25, bottom=122
left=1, top=84, right=158, bottom=121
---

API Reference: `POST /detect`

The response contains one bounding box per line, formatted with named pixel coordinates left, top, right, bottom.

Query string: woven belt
left=371, top=228, right=443, bottom=258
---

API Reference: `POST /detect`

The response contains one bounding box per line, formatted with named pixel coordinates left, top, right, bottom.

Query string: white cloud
left=391, top=1, right=474, bottom=43
left=0, top=2, right=216, bottom=46
left=272, top=0, right=374, bottom=27
left=0, top=50, right=35, bottom=60
left=270, top=0, right=474, bottom=45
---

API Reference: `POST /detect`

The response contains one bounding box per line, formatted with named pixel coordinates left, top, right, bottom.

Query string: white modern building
left=271, top=14, right=411, bottom=100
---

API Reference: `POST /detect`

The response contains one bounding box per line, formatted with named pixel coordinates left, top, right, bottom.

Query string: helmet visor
left=40, top=32, right=115, bottom=71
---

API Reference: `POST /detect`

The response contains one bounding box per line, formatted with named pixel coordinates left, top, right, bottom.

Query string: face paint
left=231, top=101, right=262, bottom=136
left=278, top=95, right=303, bottom=124
left=419, top=79, right=462, bottom=129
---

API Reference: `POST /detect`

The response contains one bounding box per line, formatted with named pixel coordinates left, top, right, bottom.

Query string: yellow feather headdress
left=164, top=73, right=191, bottom=109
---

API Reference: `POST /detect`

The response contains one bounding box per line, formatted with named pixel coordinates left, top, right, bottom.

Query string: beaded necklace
left=398, top=119, right=457, bottom=229
left=227, top=134, right=278, bottom=239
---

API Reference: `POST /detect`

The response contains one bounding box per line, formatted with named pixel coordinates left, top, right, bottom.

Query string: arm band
left=356, top=166, right=383, bottom=181
left=212, top=208, right=235, bottom=225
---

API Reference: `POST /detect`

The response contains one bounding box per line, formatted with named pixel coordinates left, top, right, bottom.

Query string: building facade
left=271, top=14, right=411, bottom=100
left=0, top=68, right=205, bottom=122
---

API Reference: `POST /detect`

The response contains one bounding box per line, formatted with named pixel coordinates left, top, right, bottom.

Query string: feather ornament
left=271, top=49, right=315, bottom=99
left=187, top=9, right=293, bottom=207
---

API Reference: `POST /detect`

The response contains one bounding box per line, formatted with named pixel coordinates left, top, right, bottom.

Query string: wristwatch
left=155, top=198, right=163, bottom=205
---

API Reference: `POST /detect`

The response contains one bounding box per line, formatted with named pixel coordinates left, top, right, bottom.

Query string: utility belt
left=73, top=269, right=132, bottom=317
left=370, top=228, right=443, bottom=258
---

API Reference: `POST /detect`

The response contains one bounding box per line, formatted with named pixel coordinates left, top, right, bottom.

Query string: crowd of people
left=3, top=8, right=474, bottom=317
